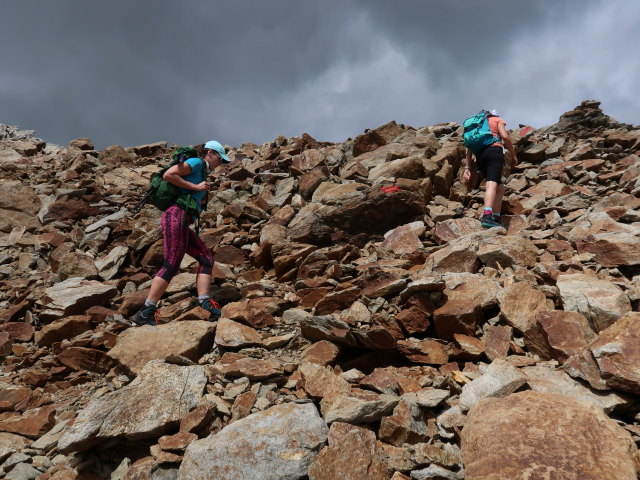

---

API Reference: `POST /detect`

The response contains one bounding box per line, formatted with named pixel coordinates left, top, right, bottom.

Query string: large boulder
left=58, top=361, right=206, bottom=453
left=108, top=321, right=216, bottom=375
left=461, top=391, right=639, bottom=480
left=179, top=403, right=328, bottom=480
left=557, top=273, right=631, bottom=332
left=39, top=278, right=118, bottom=320
left=565, top=313, right=640, bottom=394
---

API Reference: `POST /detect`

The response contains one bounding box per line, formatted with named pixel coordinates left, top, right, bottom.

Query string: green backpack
left=134, top=146, right=207, bottom=221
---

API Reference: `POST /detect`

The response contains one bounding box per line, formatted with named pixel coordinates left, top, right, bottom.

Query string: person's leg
left=185, top=227, right=220, bottom=319
left=484, top=181, right=499, bottom=212
left=493, top=183, right=504, bottom=214
left=133, top=206, right=188, bottom=325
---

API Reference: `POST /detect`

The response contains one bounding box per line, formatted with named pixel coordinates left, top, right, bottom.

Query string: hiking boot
left=200, top=299, right=222, bottom=320
left=132, top=305, right=159, bottom=326
left=481, top=213, right=502, bottom=229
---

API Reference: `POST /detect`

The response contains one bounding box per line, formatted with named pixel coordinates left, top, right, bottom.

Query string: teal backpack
left=462, top=110, right=501, bottom=155
left=133, top=146, right=208, bottom=232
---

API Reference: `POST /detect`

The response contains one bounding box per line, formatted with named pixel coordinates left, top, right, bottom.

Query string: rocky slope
left=0, top=100, right=639, bottom=480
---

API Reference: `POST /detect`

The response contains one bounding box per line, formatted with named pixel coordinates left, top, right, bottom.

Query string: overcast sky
left=1, top=1, right=638, bottom=150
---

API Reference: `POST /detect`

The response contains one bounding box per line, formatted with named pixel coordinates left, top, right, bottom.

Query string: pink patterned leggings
left=156, top=205, right=213, bottom=282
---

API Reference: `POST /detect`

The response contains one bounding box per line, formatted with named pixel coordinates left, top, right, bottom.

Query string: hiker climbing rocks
left=462, top=109, right=518, bottom=228
left=133, top=140, right=231, bottom=326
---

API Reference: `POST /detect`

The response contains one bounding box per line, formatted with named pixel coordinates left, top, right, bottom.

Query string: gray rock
left=39, top=277, right=117, bottom=320
left=523, top=364, right=630, bottom=413
left=459, top=359, right=527, bottom=412
left=179, top=402, right=328, bottom=480
left=402, top=388, right=450, bottom=408
left=58, top=361, right=206, bottom=453
left=4, top=462, right=42, bottom=480
left=320, top=389, right=399, bottom=424
left=557, top=273, right=631, bottom=332
left=411, top=464, right=463, bottom=480
left=94, top=245, right=129, bottom=280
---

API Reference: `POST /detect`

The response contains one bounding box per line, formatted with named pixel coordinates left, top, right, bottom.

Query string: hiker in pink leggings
left=133, top=140, right=231, bottom=326
left=157, top=205, right=213, bottom=281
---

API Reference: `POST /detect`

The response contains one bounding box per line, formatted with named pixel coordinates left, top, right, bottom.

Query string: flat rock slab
left=523, top=365, right=629, bottom=413
left=462, top=391, right=639, bottom=480
left=58, top=361, right=206, bottom=453
left=459, top=359, right=527, bottom=412
left=179, top=402, right=328, bottom=480
left=108, top=321, right=216, bottom=375
left=40, top=277, right=117, bottom=320
left=320, top=389, right=399, bottom=424
left=214, top=318, right=262, bottom=348
left=557, top=273, right=631, bottom=332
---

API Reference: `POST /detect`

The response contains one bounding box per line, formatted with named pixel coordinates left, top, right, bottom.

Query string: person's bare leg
left=484, top=181, right=498, bottom=211
left=146, top=276, right=169, bottom=302
left=196, top=273, right=212, bottom=297
left=493, top=183, right=504, bottom=213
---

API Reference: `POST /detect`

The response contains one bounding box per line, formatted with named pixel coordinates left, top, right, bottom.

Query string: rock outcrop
left=0, top=100, right=639, bottom=479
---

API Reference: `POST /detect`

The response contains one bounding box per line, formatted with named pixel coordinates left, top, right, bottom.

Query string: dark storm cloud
left=0, top=1, right=638, bottom=150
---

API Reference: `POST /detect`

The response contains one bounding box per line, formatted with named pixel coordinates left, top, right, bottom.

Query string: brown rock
left=0, top=322, right=34, bottom=342
left=379, top=399, right=431, bottom=446
left=43, top=197, right=101, bottom=222
left=483, top=326, right=512, bottom=361
left=150, top=443, right=183, bottom=463
left=397, top=339, right=449, bottom=365
left=568, top=312, right=640, bottom=394
left=231, top=390, right=257, bottom=421
left=300, top=341, right=340, bottom=365
left=158, top=431, right=198, bottom=452
left=299, top=363, right=351, bottom=399
left=308, top=422, right=390, bottom=480
left=219, top=357, right=285, bottom=380
left=432, top=273, right=501, bottom=339
left=353, top=130, right=387, bottom=157
left=301, top=315, right=358, bottom=348
left=395, top=306, right=430, bottom=336
left=179, top=403, right=217, bottom=434
left=58, top=347, right=114, bottom=373
left=453, top=334, right=485, bottom=359
left=359, top=368, right=400, bottom=395
left=108, top=321, right=216, bottom=375
left=0, top=386, right=31, bottom=412
left=214, top=318, right=262, bottom=348
left=315, top=287, right=362, bottom=315
left=35, top=315, right=93, bottom=347
left=0, top=405, right=55, bottom=438
left=497, top=282, right=552, bottom=333
left=462, top=391, right=639, bottom=480
left=380, top=222, right=425, bottom=255
left=477, top=235, right=538, bottom=268
left=433, top=217, right=483, bottom=245
left=118, top=289, right=151, bottom=317
left=523, top=310, right=596, bottom=363
left=0, top=332, right=11, bottom=357
left=221, top=297, right=289, bottom=328
left=426, top=237, right=479, bottom=273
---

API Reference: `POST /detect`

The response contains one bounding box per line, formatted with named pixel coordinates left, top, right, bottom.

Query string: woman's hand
left=193, top=181, right=211, bottom=191
left=462, top=168, right=471, bottom=184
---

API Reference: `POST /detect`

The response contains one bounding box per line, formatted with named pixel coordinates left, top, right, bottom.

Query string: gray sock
left=198, top=294, right=210, bottom=303
left=144, top=299, right=157, bottom=308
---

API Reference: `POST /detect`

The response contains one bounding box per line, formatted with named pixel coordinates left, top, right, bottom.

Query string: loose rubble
left=0, top=100, right=639, bottom=479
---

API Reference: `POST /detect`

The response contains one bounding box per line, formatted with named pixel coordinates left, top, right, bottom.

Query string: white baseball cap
left=204, top=140, right=231, bottom=163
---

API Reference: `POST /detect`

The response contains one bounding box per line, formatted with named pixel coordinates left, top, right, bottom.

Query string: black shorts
left=476, top=146, right=504, bottom=184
